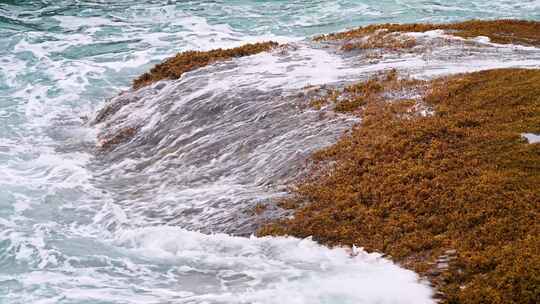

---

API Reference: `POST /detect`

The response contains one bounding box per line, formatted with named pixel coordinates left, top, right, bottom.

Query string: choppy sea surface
left=1, top=1, right=539, bottom=303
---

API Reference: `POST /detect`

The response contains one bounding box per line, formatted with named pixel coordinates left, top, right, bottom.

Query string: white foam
left=522, top=133, right=540, bottom=144
left=113, top=226, right=434, bottom=304
left=473, top=36, right=491, bottom=44
left=54, top=16, right=116, bottom=30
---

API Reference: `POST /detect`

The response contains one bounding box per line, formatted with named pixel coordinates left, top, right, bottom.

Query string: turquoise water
left=0, top=1, right=539, bottom=303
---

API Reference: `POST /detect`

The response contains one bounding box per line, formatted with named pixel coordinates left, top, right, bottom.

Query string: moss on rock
left=259, top=68, right=540, bottom=303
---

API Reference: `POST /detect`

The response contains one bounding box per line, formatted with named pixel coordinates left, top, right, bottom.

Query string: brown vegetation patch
left=133, top=41, right=279, bottom=89
left=310, top=69, right=427, bottom=113
left=97, top=127, right=138, bottom=151
left=341, top=31, right=418, bottom=52
left=316, top=19, right=540, bottom=49
left=246, top=203, right=268, bottom=216
left=259, top=68, right=540, bottom=303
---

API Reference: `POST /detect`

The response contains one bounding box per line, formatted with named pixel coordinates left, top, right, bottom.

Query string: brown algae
left=132, top=41, right=279, bottom=89
left=315, top=20, right=540, bottom=50
left=260, top=68, right=540, bottom=304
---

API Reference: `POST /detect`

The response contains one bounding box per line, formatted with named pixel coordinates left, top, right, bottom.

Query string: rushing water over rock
left=89, top=43, right=362, bottom=235
left=89, top=36, right=540, bottom=236
left=1, top=1, right=539, bottom=303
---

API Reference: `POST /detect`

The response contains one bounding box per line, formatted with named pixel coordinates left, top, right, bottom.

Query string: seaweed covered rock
left=133, top=41, right=279, bottom=89
left=93, top=42, right=280, bottom=150
left=260, top=68, right=540, bottom=304
left=316, top=19, right=540, bottom=51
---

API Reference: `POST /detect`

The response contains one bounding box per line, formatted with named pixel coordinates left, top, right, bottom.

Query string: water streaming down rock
left=89, top=42, right=361, bottom=235
left=0, top=40, right=440, bottom=303
left=1, top=1, right=540, bottom=302
left=68, top=33, right=540, bottom=302
left=89, top=34, right=540, bottom=235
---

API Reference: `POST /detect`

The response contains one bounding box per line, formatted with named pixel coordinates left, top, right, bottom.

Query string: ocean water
left=1, top=1, right=539, bottom=303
